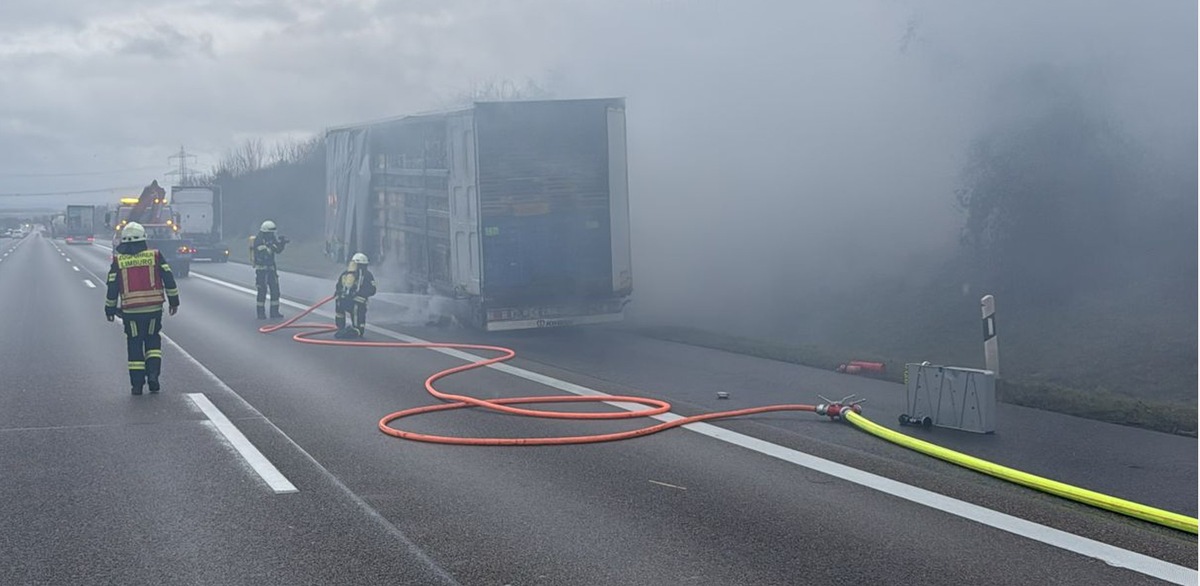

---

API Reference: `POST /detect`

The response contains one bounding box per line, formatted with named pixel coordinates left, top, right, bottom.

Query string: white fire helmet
left=121, top=222, right=147, bottom=243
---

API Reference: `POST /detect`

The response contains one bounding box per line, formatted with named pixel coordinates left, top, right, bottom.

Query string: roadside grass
left=222, top=238, right=344, bottom=279
left=636, top=324, right=1197, bottom=437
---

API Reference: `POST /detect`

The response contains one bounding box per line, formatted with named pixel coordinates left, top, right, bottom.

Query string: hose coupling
left=816, top=394, right=865, bottom=420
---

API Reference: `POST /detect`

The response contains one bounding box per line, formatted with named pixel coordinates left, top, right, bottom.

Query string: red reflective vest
left=116, top=250, right=166, bottom=310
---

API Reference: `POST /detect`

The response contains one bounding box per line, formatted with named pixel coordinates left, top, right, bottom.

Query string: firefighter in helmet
left=250, top=220, right=288, bottom=319
left=334, top=252, right=377, bottom=338
left=105, top=222, right=180, bottom=395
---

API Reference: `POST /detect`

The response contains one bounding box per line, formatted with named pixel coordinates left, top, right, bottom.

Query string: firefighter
left=334, top=252, right=377, bottom=339
left=104, top=222, right=180, bottom=395
left=250, top=220, right=288, bottom=319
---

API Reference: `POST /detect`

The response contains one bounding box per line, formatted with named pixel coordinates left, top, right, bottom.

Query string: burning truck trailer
left=325, top=98, right=633, bottom=331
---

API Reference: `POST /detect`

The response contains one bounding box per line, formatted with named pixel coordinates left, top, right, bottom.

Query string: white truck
left=171, top=186, right=228, bottom=262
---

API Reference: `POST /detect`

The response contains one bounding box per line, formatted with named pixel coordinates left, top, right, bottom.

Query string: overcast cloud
left=0, top=0, right=1194, bottom=326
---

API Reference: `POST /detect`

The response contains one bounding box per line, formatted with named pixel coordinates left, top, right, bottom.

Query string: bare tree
left=439, top=77, right=554, bottom=109
left=214, top=138, right=266, bottom=178
left=269, top=136, right=322, bottom=167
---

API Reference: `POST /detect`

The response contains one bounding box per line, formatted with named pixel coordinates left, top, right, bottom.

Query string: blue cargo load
left=325, top=98, right=632, bottom=331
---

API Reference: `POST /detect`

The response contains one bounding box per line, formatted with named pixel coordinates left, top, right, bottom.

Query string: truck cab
left=171, top=185, right=227, bottom=262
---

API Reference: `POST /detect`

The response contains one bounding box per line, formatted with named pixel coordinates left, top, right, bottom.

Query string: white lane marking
left=188, top=270, right=1195, bottom=584
left=82, top=279, right=95, bottom=288
left=72, top=266, right=80, bottom=272
left=158, top=334, right=461, bottom=584
left=186, top=393, right=298, bottom=494
left=65, top=254, right=295, bottom=495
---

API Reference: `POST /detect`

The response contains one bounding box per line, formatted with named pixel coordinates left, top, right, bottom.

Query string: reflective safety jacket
left=105, top=249, right=180, bottom=315
left=335, top=267, right=377, bottom=305
left=250, top=233, right=286, bottom=270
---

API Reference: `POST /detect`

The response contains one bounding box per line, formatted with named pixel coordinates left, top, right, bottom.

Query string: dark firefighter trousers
left=123, top=311, right=163, bottom=388
left=256, top=269, right=281, bottom=316
left=335, top=297, right=367, bottom=335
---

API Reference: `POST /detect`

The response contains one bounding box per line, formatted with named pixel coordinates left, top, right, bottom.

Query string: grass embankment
left=221, top=238, right=344, bottom=279
left=637, top=325, right=1197, bottom=437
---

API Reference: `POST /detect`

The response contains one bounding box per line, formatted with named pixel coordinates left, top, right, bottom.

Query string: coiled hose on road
left=259, top=296, right=820, bottom=445
left=261, top=296, right=1198, bottom=533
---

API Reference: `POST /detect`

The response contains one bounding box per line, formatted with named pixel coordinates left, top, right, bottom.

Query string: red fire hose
left=260, top=296, right=824, bottom=445
left=256, top=296, right=1196, bottom=533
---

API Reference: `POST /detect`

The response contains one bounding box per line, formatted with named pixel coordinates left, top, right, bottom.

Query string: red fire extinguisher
left=836, top=360, right=886, bottom=375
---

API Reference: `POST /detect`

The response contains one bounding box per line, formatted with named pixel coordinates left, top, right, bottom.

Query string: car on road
left=147, top=227, right=192, bottom=278
left=111, top=225, right=192, bottom=278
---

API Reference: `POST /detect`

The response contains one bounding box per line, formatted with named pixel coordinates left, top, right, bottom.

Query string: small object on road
left=716, top=391, right=729, bottom=400
left=648, top=479, right=688, bottom=490
left=898, top=414, right=933, bottom=428
left=836, top=360, right=887, bottom=375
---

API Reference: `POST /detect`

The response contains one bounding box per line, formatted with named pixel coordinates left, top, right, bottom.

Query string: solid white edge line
left=186, top=393, right=298, bottom=494
left=687, top=421, right=1196, bottom=585
left=82, top=279, right=95, bottom=288
left=188, top=270, right=1196, bottom=584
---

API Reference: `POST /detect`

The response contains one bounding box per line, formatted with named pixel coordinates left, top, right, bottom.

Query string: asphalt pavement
left=0, top=231, right=1195, bottom=586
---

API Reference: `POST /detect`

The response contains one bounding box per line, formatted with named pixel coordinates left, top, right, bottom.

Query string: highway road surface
left=1, top=230, right=1195, bottom=585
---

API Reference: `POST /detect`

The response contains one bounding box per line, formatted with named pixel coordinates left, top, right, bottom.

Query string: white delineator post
left=981, top=295, right=999, bottom=377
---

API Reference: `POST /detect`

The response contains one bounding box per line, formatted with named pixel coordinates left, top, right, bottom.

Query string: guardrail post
left=981, top=295, right=999, bottom=378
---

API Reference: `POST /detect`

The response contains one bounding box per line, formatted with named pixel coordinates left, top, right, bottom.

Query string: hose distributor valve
left=815, top=394, right=865, bottom=421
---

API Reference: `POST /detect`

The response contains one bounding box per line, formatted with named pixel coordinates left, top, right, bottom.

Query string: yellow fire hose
left=842, top=410, right=1198, bottom=534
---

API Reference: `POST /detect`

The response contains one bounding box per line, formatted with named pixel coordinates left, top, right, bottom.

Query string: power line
left=167, top=146, right=198, bottom=185
left=0, top=166, right=163, bottom=178
left=0, top=185, right=142, bottom=197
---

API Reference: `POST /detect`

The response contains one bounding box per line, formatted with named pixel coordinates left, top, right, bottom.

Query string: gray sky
left=1, top=1, right=1194, bottom=324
